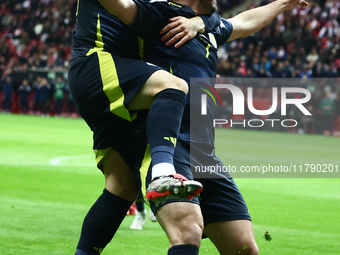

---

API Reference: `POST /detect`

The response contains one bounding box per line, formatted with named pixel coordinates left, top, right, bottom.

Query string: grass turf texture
left=0, top=113, right=339, bottom=255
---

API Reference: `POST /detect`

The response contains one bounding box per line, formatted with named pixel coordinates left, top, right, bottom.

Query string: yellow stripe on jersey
left=97, top=51, right=131, bottom=121
left=139, top=144, right=152, bottom=204
left=76, top=0, right=80, bottom=16
left=95, top=14, right=104, bottom=48
left=205, top=44, right=211, bottom=58
left=86, top=14, right=104, bottom=56
left=75, top=0, right=80, bottom=22
left=169, top=2, right=182, bottom=8
left=137, top=36, right=144, bottom=61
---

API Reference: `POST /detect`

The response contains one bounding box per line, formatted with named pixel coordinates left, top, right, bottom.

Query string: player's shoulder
left=136, top=0, right=170, bottom=7
left=217, top=18, right=233, bottom=32
left=137, top=0, right=195, bottom=15
left=131, top=0, right=196, bottom=32
left=211, top=18, right=233, bottom=39
left=133, top=0, right=171, bottom=17
left=148, top=0, right=169, bottom=4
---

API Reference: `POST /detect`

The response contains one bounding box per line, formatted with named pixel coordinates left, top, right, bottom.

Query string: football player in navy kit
left=73, top=0, right=308, bottom=254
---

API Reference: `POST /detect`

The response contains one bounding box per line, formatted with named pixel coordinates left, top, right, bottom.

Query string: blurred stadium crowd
left=217, top=0, right=340, bottom=79
left=0, top=0, right=75, bottom=74
left=0, top=0, right=339, bottom=134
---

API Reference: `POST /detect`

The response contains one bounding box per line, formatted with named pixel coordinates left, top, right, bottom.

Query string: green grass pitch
left=0, top=114, right=339, bottom=254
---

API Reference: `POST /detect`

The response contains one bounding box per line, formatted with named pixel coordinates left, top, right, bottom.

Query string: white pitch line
left=49, top=155, right=93, bottom=166
left=0, top=155, right=94, bottom=167
left=0, top=162, right=51, bottom=166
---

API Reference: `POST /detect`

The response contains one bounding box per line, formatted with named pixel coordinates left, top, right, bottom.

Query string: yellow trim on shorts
left=94, top=147, right=111, bottom=167
left=97, top=51, right=133, bottom=121
left=137, top=36, right=144, bottom=61
left=139, top=144, right=152, bottom=204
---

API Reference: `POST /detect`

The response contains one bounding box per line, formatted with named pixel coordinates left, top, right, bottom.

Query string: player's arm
left=99, top=0, right=218, bottom=47
left=160, top=12, right=221, bottom=48
left=160, top=16, right=206, bottom=48
left=227, top=0, right=308, bottom=42
left=98, top=0, right=138, bottom=25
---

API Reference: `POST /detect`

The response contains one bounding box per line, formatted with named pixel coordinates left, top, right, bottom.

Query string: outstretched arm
left=227, top=0, right=308, bottom=42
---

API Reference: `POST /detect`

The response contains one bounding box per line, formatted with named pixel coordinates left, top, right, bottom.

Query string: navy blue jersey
left=131, top=0, right=233, bottom=146
left=70, top=1, right=218, bottom=64
left=71, top=0, right=139, bottom=60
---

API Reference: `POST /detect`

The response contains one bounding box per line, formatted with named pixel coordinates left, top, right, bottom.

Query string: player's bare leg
left=128, top=70, right=188, bottom=110
left=204, top=220, right=259, bottom=255
left=102, top=149, right=138, bottom=202
left=75, top=149, right=138, bottom=255
left=156, top=202, right=203, bottom=254
left=129, top=71, right=203, bottom=204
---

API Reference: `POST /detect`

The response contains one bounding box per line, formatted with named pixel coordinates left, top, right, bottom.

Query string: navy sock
left=136, top=201, right=145, bottom=212
left=75, top=189, right=132, bottom=255
left=168, top=244, right=199, bottom=255
left=147, top=88, right=186, bottom=167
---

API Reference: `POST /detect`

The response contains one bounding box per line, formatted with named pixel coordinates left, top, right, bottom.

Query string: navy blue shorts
left=68, top=51, right=161, bottom=168
left=146, top=139, right=251, bottom=226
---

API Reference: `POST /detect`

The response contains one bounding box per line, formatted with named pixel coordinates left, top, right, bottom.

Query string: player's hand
left=160, top=16, right=204, bottom=48
left=284, top=0, right=308, bottom=11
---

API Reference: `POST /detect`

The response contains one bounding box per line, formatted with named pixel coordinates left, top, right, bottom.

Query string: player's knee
left=251, top=245, right=259, bottom=255
left=158, top=76, right=188, bottom=95
left=105, top=176, right=138, bottom=202
left=156, top=76, right=189, bottom=94
left=171, top=77, right=188, bottom=94
left=170, top=221, right=202, bottom=248
left=145, top=71, right=188, bottom=97
left=246, top=245, right=259, bottom=255
left=159, top=203, right=203, bottom=247
left=102, top=150, right=139, bottom=203
left=240, top=240, right=259, bottom=255
left=173, top=214, right=203, bottom=247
